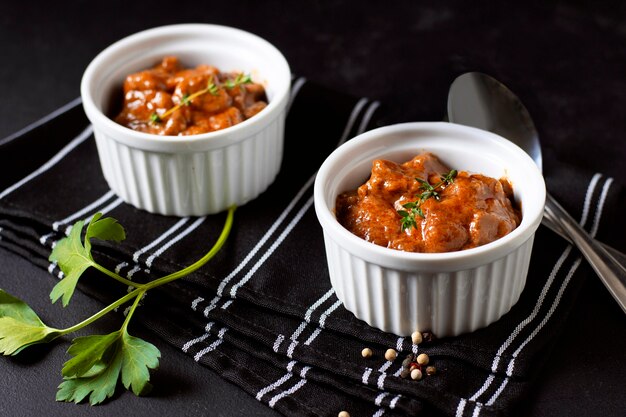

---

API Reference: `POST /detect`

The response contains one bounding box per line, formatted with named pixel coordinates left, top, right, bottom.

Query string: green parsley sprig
left=150, top=73, right=253, bottom=124
left=0, top=207, right=236, bottom=405
left=397, top=169, right=458, bottom=231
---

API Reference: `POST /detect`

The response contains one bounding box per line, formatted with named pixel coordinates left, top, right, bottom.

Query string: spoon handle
left=542, top=211, right=626, bottom=271
left=544, top=193, right=626, bottom=313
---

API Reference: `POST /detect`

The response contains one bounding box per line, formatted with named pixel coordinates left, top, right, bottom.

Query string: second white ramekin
left=314, top=122, right=546, bottom=337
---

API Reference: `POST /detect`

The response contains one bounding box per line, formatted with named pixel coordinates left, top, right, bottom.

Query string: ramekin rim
left=80, top=23, right=291, bottom=148
left=313, top=121, right=546, bottom=268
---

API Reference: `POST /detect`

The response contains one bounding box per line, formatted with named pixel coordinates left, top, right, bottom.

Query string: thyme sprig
left=150, top=73, right=252, bottom=124
left=397, top=169, right=458, bottom=231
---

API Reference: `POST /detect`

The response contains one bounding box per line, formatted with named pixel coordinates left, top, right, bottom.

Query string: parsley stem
left=58, top=205, right=235, bottom=336
left=92, top=264, right=141, bottom=289
left=59, top=289, right=141, bottom=335
left=142, top=205, right=235, bottom=290
left=122, top=289, right=146, bottom=332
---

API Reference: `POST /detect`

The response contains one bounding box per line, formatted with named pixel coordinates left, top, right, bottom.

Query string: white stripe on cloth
left=317, top=299, right=342, bottom=328
left=256, top=363, right=295, bottom=401
left=0, top=97, right=83, bottom=147
left=191, top=297, right=204, bottom=311
left=589, top=177, right=613, bottom=237
left=273, top=334, right=285, bottom=353
left=262, top=272, right=360, bottom=405
left=267, top=379, right=308, bottom=408
left=77, top=197, right=124, bottom=230
left=182, top=322, right=215, bottom=353
left=456, top=399, right=467, bottom=417
left=579, top=173, right=602, bottom=227
left=302, top=328, right=321, bottom=347
left=40, top=190, right=117, bottom=245
left=362, top=332, right=407, bottom=397
left=49, top=196, right=124, bottom=256
left=336, top=98, right=370, bottom=147
left=133, top=217, right=190, bottom=263
left=115, top=216, right=205, bottom=310
left=464, top=174, right=610, bottom=416
left=213, top=174, right=316, bottom=302
left=389, top=395, right=401, bottom=409
left=115, top=262, right=128, bottom=274
left=52, top=190, right=116, bottom=232
left=145, top=217, right=206, bottom=269
left=302, top=299, right=342, bottom=347
left=229, top=195, right=314, bottom=298
left=362, top=367, right=372, bottom=384
left=372, top=408, right=386, bottom=417
left=395, top=337, right=404, bottom=352
left=114, top=217, right=190, bottom=273
left=496, top=262, right=584, bottom=376
left=377, top=373, right=388, bottom=390
left=276, top=290, right=336, bottom=355
left=305, top=288, right=335, bottom=322
left=0, top=125, right=93, bottom=201
left=357, top=101, right=380, bottom=138
left=193, top=327, right=227, bottom=362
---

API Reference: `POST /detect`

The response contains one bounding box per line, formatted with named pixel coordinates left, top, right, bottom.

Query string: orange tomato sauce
left=114, top=56, right=267, bottom=135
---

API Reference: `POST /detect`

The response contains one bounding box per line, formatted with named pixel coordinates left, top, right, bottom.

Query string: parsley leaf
left=0, top=290, right=62, bottom=355
left=49, top=213, right=125, bottom=307
left=57, top=329, right=160, bottom=405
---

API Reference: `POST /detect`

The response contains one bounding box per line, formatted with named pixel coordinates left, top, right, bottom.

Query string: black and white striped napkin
left=0, top=79, right=623, bottom=417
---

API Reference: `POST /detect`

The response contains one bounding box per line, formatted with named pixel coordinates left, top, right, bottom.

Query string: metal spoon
left=447, top=71, right=626, bottom=314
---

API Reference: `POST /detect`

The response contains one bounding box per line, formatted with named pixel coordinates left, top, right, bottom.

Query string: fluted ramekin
left=81, top=24, right=291, bottom=216
left=314, top=122, right=546, bottom=337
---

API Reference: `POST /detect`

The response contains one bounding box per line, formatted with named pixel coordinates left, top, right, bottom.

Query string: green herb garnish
left=397, top=169, right=458, bottom=231
left=398, top=201, right=422, bottom=232
left=149, top=113, right=162, bottom=124
left=0, top=207, right=235, bottom=405
left=150, top=72, right=253, bottom=125
left=206, top=78, right=220, bottom=96
left=224, top=73, right=252, bottom=89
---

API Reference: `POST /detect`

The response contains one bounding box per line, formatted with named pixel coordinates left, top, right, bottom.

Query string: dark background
left=1, top=1, right=625, bottom=416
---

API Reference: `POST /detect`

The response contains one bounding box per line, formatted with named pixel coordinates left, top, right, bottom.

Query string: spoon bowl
left=447, top=73, right=542, bottom=171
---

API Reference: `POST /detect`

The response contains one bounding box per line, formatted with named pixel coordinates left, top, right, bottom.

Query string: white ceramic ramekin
left=81, top=24, right=291, bottom=216
left=314, top=122, right=546, bottom=337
